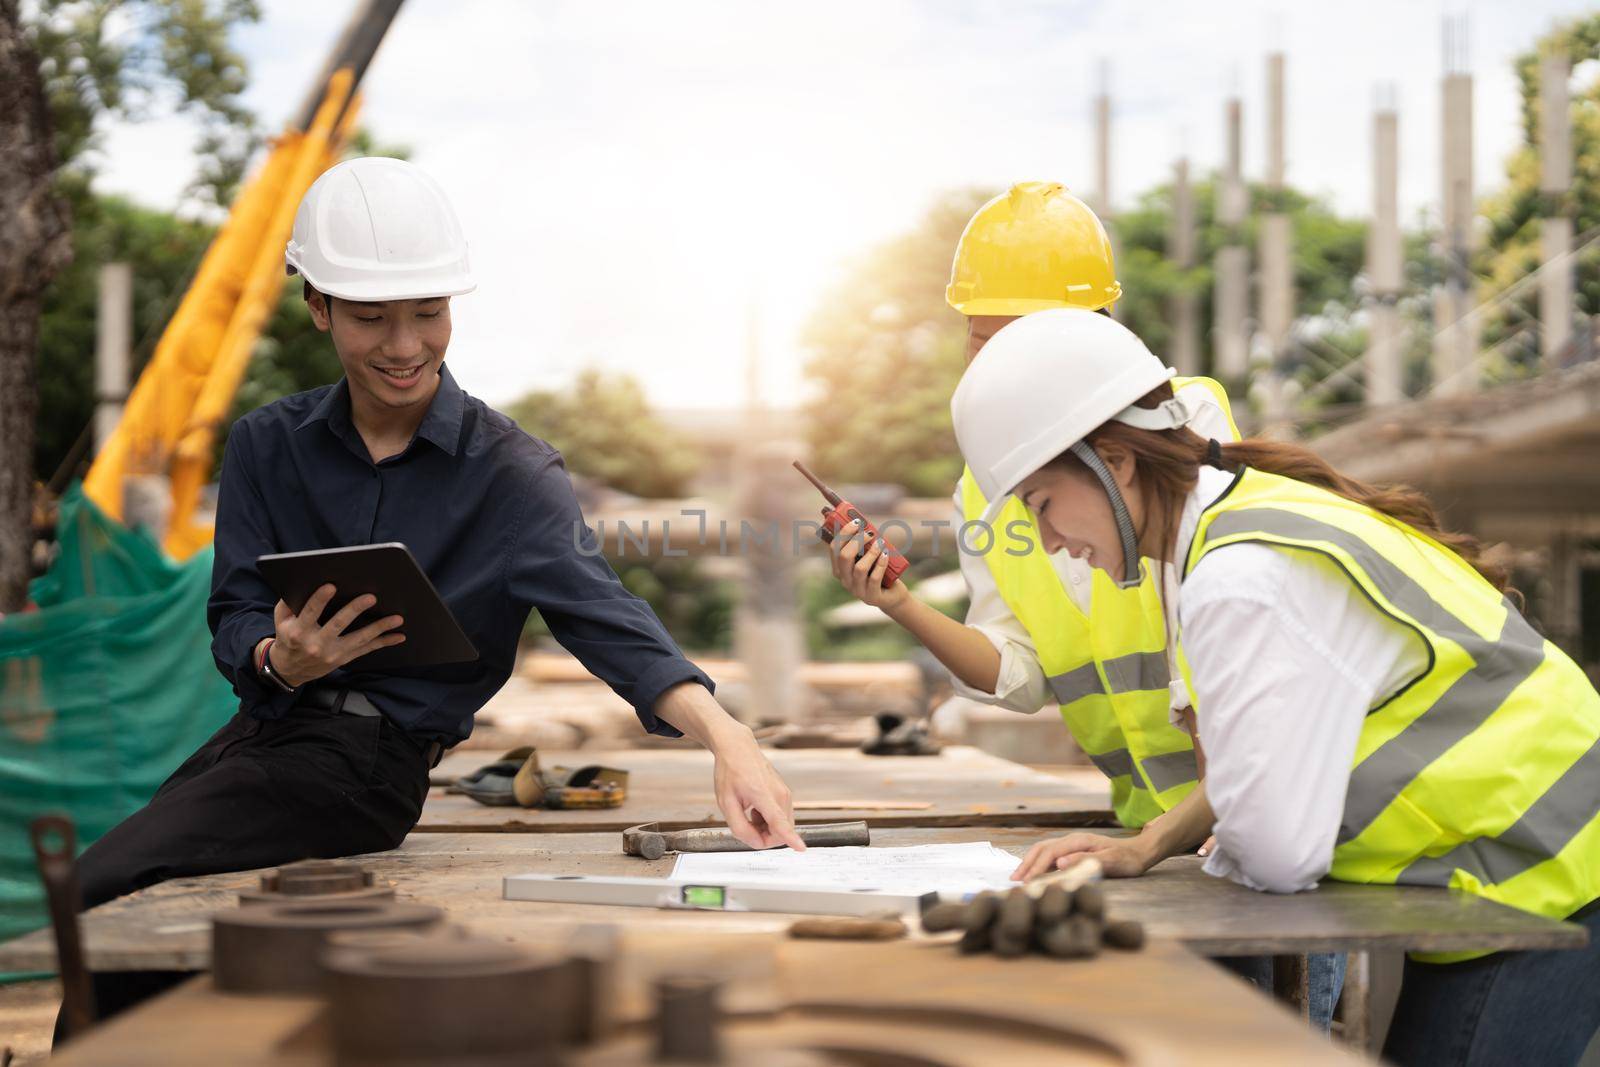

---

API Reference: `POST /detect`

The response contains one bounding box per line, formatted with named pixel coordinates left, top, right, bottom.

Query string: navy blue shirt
left=208, top=364, right=708, bottom=743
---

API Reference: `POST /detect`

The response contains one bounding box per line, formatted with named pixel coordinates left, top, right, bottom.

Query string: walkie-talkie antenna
left=792, top=461, right=843, bottom=506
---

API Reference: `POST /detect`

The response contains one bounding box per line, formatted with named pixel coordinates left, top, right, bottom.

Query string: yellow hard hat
left=946, top=182, right=1121, bottom=316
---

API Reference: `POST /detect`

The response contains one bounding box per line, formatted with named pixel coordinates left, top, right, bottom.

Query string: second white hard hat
left=952, top=309, right=1194, bottom=526
left=286, top=157, right=476, bottom=302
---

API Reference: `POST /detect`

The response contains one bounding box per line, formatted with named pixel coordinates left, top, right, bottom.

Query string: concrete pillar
left=733, top=298, right=805, bottom=723
left=1258, top=53, right=1294, bottom=423
left=1213, top=97, right=1250, bottom=382
left=1264, top=52, right=1287, bottom=188
left=1540, top=50, right=1574, bottom=367
left=1367, top=105, right=1405, bottom=406
left=94, top=263, right=133, bottom=454
left=733, top=443, right=807, bottom=724
left=1094, top=74, right=1111, bottom=219
left=1169, top=158, right=1201, bottom=377
left=1434, top=18, right=1477, bottom=395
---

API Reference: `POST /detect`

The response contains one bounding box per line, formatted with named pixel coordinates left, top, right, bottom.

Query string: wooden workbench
left=418, top=745, right=1115, bottom=832
left=47, top=939, right=1371, bottom=1067
left=1, top=827, right=1582, bottom=975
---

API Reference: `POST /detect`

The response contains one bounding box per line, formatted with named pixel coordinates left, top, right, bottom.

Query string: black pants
left=61, top=704, right=431, bottom=1039
left=78, top=704, right=431, bottom=909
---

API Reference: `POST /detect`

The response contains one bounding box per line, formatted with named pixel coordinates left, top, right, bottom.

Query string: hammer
left=622, top=821, right=869, bottom=860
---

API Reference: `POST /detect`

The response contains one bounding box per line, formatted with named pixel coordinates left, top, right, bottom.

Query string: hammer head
left=622, top=823, right=667, bottom=860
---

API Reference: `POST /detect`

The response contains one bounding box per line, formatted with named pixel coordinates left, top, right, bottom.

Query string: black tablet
left=257, top=543, right=478, bottom=672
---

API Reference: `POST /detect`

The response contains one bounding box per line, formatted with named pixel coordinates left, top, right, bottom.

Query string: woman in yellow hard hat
left=837, top=182, right=1237, bottom=835
left=945, top=308, right=1600, bottom=1065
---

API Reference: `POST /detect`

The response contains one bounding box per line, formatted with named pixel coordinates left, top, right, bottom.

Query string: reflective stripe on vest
left=1183, top=469, right=1600, bottom=953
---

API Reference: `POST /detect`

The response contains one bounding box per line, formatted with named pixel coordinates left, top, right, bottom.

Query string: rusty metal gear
left=211, top=899, right=442, bottom=994
left=238, top=859, right=395, bottom=906
left=322, top=931, right=573, bottom=1066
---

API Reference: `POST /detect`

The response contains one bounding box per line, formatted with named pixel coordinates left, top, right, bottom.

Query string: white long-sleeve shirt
left=1176, top=467, right=1428, bottom=893
left=950, top=382, right=1239, bottom=716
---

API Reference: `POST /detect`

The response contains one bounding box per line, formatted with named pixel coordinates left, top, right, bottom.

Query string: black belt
left=298, top=686, right=381, bottom=717
left=298, top=686, right=447, bottom=768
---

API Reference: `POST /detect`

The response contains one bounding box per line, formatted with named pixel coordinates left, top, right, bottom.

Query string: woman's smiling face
left=1015, top=441, right=1143, bottom=579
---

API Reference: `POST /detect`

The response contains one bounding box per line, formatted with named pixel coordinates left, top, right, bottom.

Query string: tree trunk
left=0, top=0, right=72, bottom=612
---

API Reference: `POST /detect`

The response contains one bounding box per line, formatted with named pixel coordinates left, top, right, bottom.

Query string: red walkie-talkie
left=793, top=461, right=910, bottom=589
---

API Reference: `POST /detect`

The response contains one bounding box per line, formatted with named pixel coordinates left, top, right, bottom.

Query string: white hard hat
left=286, top=157, right=476, bottom=302
left=952, top=308, right=1195, bottom=527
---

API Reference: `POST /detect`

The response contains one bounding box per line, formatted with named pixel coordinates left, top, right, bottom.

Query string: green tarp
left=0, top=484, right=237, bottom=975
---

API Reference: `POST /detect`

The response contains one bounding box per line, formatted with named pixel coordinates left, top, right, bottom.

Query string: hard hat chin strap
left=1067, top=441, right=1142, bottom=587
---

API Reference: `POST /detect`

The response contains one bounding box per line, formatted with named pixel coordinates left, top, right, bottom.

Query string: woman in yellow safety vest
left=947, top=308, right=1600, bottom=1065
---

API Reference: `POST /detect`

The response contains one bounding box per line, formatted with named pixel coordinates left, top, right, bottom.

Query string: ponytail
left=1062, top=384, right=1515, bottom=594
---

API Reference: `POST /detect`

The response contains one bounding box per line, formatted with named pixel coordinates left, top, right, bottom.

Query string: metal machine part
left=562, top=924, right=620, bottom=1045
left=621, top=821, right=869, bottom=860
left=653, top=976, right=723, bottom=1064
left=30, top=815, right=95, bottom=1040
left=211, top=899, right=443, bottom=994
left=238, top=858, right=395, bottom=906
left=322, top=931, right=575, bottom=1066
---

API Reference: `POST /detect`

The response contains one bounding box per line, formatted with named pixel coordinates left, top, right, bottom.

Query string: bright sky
left=91, top=0, right=1597, bottom=411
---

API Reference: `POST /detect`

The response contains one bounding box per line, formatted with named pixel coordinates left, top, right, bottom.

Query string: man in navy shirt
left=76, top=158, right=804, bottom=916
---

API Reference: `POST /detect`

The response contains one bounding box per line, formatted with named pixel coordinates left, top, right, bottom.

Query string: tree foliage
left=35, top=194, right=206, bottom=480
left=1476, top=15, right=1600, bottom=379
left=506, top=370, right=701, bottom=499
left=24, top=0, right=262, bottom=208
left=801, top=189, right=986, bottom=497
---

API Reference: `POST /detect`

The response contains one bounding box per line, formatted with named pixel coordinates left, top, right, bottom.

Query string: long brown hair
left=1052, top=383, right=1514, bottom=593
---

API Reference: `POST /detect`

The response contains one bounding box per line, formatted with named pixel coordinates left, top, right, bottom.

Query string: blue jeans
left=1216, top=953, right=1347, bottom=1032
left=1382, top=903, right=1600, bottom=1067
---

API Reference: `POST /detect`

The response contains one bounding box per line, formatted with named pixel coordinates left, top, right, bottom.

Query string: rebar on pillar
left=1366, top=99, right=1405, bottom=406
left=1213, top=97, right=1250, bottom=384
left=1539, top=48, right=1574, bottom=367
left=1094, top=62, right=1111, bottom=219
left=1169, top=158, right=1201, bottom=377
left=1434, top=16, right=1477, bottom=395
left=1093, top=60, right=1121, bottom=320
left=95, top=263, right=133, bottom=454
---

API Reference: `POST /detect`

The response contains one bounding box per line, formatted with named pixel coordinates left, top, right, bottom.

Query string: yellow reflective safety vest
left=1180, top=468, right=1600, bottom=958
left=960, top=376, right=1237, bottom=828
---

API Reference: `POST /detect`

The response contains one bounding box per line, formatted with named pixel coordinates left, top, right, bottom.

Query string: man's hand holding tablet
left=260, top=585, right=406, bottom=688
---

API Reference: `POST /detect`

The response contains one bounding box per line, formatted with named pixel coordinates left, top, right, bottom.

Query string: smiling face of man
left=307, top=291, right=453, bottom=413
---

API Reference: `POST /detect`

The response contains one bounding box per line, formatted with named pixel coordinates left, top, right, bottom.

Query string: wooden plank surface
left=48, top=940, right=1369, bottom=1067
left=1, top=827, right=1583, bottom=974
left=418, top=745, right=1116, bottom=832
